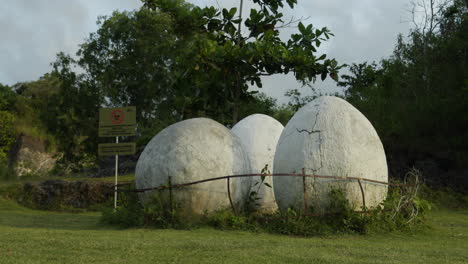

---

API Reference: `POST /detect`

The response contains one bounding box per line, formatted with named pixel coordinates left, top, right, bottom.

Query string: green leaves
left=338, top=1, right=468, bottom=190
left=0, top=110, right=16, bottom=160
left=298, top=22, right=306, bottom=34
left=286, top=0, right=298, bottom=8
left=204, top=6, right=218, bottom=18
left=321, top=71, right=327, bottom=81
left=222, top=7, right=237, bottom=20
left=47, top=0, right=344, bottom=157
left=0, top=84, right=16, bottom=111
left=224, top=22, right=237, bottom=35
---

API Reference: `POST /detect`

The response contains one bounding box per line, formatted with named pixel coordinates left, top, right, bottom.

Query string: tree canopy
left=45, top=0, right=342, bottom=164
left=141, top=0, right=342, bottom=123
left=339, top=0, right=467, bottom=188
left=0, top=84, right=17, bottom=161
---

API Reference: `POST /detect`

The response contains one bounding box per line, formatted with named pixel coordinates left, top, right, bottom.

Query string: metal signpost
left=98, top=106, right=136, bottom=210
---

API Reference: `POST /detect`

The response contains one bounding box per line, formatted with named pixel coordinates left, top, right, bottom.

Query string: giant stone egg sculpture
left=232, top=114, right=284, bottom=213
left=135, top=118, right=251, bottom=215
left=273, top=96, right=388, bottom=213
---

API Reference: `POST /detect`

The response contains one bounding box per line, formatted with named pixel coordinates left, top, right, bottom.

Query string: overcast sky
left=0, top=0, right=413, bottom=103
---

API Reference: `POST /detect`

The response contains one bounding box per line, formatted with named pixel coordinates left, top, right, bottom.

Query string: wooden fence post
left=357, top=179, right=366, bottom=211
left=227, top=177, right=236, bottom=214
left=302, top=168, right=308, bottom=214
left=168, top=176, right=173, bottom=213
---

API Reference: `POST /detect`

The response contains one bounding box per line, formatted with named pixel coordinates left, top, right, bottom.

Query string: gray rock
left=232, top=114, right=283, bottom=213
left=9, top=134, right=58, bottom=177
left=135, top=118, right=251, bottom=215
left=273, top=96, right=388, bottom=213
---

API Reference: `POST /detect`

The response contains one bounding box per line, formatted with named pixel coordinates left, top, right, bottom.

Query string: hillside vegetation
left=0, top=1, right=466, bottom=188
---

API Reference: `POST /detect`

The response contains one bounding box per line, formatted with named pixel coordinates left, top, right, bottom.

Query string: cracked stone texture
left=135, top=118, right=251, bottom=215
left=232, top=114, right=284, bottom=213
left=11, top=135, right=58, bottom=177
left=273, top=96, right=388, bottom=213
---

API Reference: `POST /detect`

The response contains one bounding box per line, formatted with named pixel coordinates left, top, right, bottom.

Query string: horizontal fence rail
left=114, top=172, right=418, bottom=217
left=117, top=173, right=414, bottom=193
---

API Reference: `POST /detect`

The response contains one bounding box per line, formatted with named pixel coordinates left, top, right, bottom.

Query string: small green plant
left=206, top=209, right=255, bottom=230
left=0, top=159, right=16, bottom=181
left=245, top=164, right=272, bottom=213
left=101, top=190, right=144, bottom=228
left=259, top=209, right=333, bottom=236
left=101, top=179, right=193, bottom=229
left=141, top=191, right=194, bottom=229
left=364, top=168, right=432, bottom=232
left=324, top=187, right=371, bottom=234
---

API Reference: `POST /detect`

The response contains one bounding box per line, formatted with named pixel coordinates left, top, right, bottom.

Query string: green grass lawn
left=0, top=198, right=467, bottom=264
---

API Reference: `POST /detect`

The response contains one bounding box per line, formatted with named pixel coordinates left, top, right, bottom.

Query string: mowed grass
left=0, top=198, right=467, bottom=264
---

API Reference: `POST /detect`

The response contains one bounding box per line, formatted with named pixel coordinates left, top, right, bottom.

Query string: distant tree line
left=0, top=0, right=465, bottom=191
left=338, top=0, right=467, bottom=190
left=1, top=0, right=339, bottom=171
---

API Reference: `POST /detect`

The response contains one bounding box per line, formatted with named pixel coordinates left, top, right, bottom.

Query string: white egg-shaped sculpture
left=232, top=114, right=284, bottom=213
left=135, top=118, right=251, bottom=215
left=273, top=96, right=388, bottom=213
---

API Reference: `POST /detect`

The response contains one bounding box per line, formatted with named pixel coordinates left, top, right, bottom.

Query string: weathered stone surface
left=273, top=96, right=388, bottom=213
left=9, top=135, right=58, bottom=177
left=135, top=118, right=251, bottom=215
left=232, top=114, right=283, bottom=213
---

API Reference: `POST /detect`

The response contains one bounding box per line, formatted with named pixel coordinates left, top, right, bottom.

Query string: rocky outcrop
left=9, top=134, right=58, bottom=177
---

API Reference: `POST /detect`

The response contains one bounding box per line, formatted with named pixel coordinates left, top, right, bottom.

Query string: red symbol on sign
left=111, top=109, right=124, bottom=125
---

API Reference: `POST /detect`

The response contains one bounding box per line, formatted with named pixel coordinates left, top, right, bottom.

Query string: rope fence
left=115, top=171, right=416, bottom=215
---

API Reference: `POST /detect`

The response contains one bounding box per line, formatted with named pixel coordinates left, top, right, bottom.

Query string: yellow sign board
left=98, top=143, right=136, bottom=156
left=99, top=106, right=136, bottom=137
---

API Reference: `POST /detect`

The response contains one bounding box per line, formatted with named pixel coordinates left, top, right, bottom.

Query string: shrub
left=420, top=185, right=468, bottom=209
left=100, top=169, right=432, bottom=235
left=0, top=159, right=16, bottom=181
left=100, top=190, right=144, bottom=228
left=0, top=111, right=16, bottom=160
left=204, top=179, right=431, bottom=236
left=101, top=188, right=194, bottom=229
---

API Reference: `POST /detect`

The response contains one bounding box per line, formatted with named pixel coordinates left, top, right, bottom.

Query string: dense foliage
left=141, top=0, right=342, bottom=123
left=41, top=0, right=341, bottom=165
left=101, top=179, right=431, bottom=235
left=0, top=84, right=17, bottom=161
left=0, top=80, right=60, bottom=178
left=338, top=0, right=467, bottom=189
left=1, top=0, right=465, bottom=190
